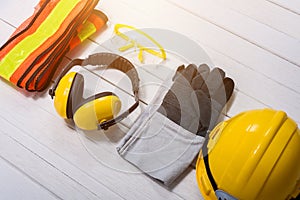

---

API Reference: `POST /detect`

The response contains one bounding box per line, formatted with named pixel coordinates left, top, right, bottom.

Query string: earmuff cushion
left=66, top=73, right=84, bottom=118
left=54, top=72, right=80, bottom=118
left=73, top=92, right=122, bottom=130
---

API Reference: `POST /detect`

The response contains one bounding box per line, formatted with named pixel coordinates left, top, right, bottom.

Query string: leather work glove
left=117, top=64, right=234, bottom=186
left=158, top=64, right=234, bottom=136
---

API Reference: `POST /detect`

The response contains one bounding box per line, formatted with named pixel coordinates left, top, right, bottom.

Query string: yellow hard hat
left=196, top=109, right=300, bottom=200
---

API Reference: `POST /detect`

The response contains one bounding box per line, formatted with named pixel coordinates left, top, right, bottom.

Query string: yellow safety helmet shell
left=73, top=94, right=121, bottom=130
left=196, top=109, right=300, bottom=200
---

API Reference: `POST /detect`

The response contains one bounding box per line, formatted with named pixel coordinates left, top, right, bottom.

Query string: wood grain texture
left=0, top=157, right=58, bottom=200
left=266, top=0, right=300, bottom=15
left=217, top=0, right=300, bottom=40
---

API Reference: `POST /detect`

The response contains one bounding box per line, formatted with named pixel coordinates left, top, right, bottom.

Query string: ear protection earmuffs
left=49, top=53, right=140, bottom=131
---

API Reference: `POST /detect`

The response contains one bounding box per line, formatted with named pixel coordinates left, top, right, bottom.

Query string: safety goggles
left=114, top=24, right=166, bottom=63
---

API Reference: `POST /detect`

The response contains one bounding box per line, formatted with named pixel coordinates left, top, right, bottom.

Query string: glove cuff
left=117, top=104, right=205, bottom=186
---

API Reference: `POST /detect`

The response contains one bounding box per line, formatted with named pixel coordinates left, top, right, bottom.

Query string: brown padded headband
left=50, top=52, right=140, bottom=98
left=49, top=52, right=140, bottom=130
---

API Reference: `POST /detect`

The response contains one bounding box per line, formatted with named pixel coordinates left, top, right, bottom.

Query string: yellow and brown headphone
left=49, top=52, right=140, bottom=131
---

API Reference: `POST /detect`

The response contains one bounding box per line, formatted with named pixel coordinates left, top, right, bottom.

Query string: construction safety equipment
left=0, top=0, right=107, bottom=91
left=196, top=109, right=300, bottom=200
left=49, top=52, right=140, bottom=130
left=117, top=64, right=234, bottom=186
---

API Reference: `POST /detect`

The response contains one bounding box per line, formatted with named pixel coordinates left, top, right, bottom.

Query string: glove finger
left=198, top=64, right=210, bottom=78
left=158, top=101, right=182, bottom=125
left=202, top=67, right=225, bottom=95
left=173, top=64, right=198, bottom=87
left=213, top=67, right=225, bottom=79
left=182, top=64, right=198, bottom=83
left=158, top=90, right=182, bottom=125
left=161, top=90, right=181, bottom=109
left=191, top=74, right=205, bottom=90
left=172, top=65, right=185, bottom=81
left=211, top=77, right=235, bottom=108
left=223, top=77, right=235, bottom=102
left=192, top=64, right=210, bottom=90
left=193, top=90, right=212, bottom=136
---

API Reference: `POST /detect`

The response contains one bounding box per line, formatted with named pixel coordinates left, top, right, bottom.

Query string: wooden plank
left=0, top=157, right=58, bottom=200
left=0, top=0, right=37, bottom=27
left=0, top=20, right=15, bottom=47
left=166, top=0, right=300, bottom=66
left=216, top=0, right=300, bottom=40
left=203, top=44, right=300, bottom=125
left=0, top=124, right=114, bottom=200
left=266, top=0, right=300, bottom=15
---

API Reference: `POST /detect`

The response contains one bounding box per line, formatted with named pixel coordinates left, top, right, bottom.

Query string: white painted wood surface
left=1, top=0, right=299, bottom=199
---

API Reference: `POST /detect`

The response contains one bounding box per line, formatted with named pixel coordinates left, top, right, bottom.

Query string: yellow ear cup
left=73, top=95, right=122, bottom=130
left=54, top=72, right=77, bottom=118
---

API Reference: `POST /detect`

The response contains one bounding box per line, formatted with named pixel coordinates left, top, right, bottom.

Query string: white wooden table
left=1, top=0, right=299, bottom=199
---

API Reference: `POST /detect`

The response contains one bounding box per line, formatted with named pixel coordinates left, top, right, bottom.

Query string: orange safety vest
left=0, top=0, right=107, bottom=91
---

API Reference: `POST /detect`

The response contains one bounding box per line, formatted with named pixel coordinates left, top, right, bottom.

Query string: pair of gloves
left=117, top=64, right=234, bottom=186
